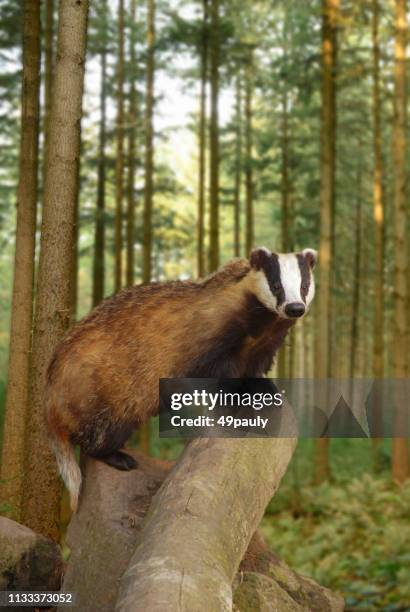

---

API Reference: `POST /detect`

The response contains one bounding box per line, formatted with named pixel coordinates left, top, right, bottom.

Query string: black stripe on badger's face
left=264, top=253, right=286, bottom=305
left=296, top=253, right=311, bottom=302
left=249, top=247, right=316, bottom=319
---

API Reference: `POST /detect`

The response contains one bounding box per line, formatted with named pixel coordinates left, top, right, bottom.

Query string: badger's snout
left=284, top=302, right=305, bottom=318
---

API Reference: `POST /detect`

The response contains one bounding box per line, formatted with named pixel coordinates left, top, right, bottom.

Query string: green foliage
left=262, top=470, right=410, bottom=610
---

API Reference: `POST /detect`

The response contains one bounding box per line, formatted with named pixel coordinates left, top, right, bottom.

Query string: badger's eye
left=271, top=283, right=282, bottom=293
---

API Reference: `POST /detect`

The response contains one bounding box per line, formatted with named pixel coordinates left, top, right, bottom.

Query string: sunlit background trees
left=0, top=0, right=409, bottom=607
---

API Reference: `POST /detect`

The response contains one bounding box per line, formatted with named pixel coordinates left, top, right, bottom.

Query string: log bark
left=116, top=438, right=296, bottom=611
left=61, top=448, right=343, bottom=612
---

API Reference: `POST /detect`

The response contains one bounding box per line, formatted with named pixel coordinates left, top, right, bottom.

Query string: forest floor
left=261, top=440, right=410, bottom=612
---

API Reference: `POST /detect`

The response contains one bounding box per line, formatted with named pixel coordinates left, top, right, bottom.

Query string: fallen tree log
left=0, top=517, right=62, bottom=591
left=116, top=438, right=296, bottom=611
left=61, top=446, right=343, bottom=611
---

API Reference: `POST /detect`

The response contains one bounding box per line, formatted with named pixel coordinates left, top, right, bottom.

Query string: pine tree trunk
left=350, top=159, right=362, bottom=379
left=208, top=0, right=220, bottom=272
left=392, top=0, right=409, bottom=483
left=142, top=0, right=155, bottom=284
left=140, top=0, right=156, bottom=454
left=22, top=0, right=89, bottom=540
left=0, top=0, right=41, bottom=522
left=92, top=0, right=108, bottom=307
left=244, top=46, right=254, bottom=256
left=70, top=159, right=80, bottom=322
left=197, top=0, right=208, bottom=277
left=115, top=0, right=125, bottom=292
left=314, top=0, right=339, bottom=485
left=43, top=0, right=54, bottom=187
left=277, top=89, right=291, bottom=379
left=126, top=0, right=138, bottom=286
left=371, top=0, right=385, bottom=467
left=233, top=70, right=242, bottom=258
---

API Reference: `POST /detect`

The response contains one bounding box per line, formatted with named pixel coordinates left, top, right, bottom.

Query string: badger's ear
left=250, top=246, right=271, bottom=270
left=302, top=248, right=318, bottom=269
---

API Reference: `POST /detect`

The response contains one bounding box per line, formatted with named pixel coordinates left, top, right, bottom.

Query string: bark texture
left=197, top=0, right=208, bottom=277
left=115, top=0, right=125, bottom=292
left=208, top=0, right=220, bottom=272
left=392, top=0, right=409, bottom=483
left=43, top=0, right=54, bottom=185
left=0, top=517, right=62, bottom=592
left=116, top=438, right=296, bottom=611
left=372, top=0, right=384, bottom=381
left=61, top=449, right=343, bottom=611
left=92, top=0, right=108, bottom=306
left=314, top=0, right=339, bottom=485
left=233, top=70, right=242, bottom=258
left=371, top=0, right=385, bottom=466
left=142, top=0, right=156, bottom=284
left=0, top=0, right=41, bottom=522
left=22, top=0, right=89, bottom=540
left=244, top=46, right=254, bottom=257
left=126, top=0, right=138, bottom=287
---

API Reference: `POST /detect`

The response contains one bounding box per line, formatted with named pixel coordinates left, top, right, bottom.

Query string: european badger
left=46, top=247, right=317, bottom=511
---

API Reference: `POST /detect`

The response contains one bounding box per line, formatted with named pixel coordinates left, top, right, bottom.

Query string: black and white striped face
left=249, top=247, right=317, bottom=319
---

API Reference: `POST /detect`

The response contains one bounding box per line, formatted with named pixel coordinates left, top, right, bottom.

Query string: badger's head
left=248, top=247, right=317, bottom=319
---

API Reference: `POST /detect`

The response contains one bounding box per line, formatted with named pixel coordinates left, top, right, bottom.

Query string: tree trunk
left=43, top=0, right=54, bottom=188
left=208, top=0, right=220, bottom=272
left=115, top=0, right=125, bottom=292
left=233, top=69, right=242, bottom=258
left=244, top=46, right=254, bottom=257
left=197, top=0, right=208, bottom=277
left=92, top=0, right=108, bottom=306
left=371, top=0, right=385, bottom=467
left=116, top=438, right=296, bottom=611
left=0, top=0, right=41, bottom=522
left=126, top=0, right=138, bottom=287
left=70, top=170, right=80, bottom=323
left=142, top=0, right=155, bottom=284
left=314, top=0, right=339, bottom=485
left=392, top=0, right=409, bottom=483
left=277, top=89, right=291, bottom=379
left=350, top=157, right=362, bottom=379
left=22, top=0, right=89, bottom=540
left=372, top=0, right=384, bottom=381
left=140, top=0, right=156, bottom=454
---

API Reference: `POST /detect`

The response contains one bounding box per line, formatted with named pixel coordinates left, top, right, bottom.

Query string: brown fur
left=46, top=257, right=296, bottom=459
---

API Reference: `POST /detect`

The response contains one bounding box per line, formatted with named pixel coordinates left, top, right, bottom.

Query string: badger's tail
left=50, top=433, right=82, bottom=513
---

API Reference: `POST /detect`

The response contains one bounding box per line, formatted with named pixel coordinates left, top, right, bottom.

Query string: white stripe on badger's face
left=277, top=253, right=315, bottom=318
left=278, top=254, right=303, bottom=305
